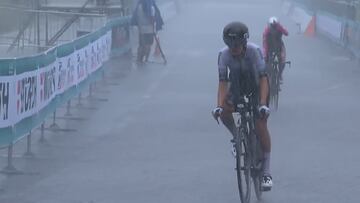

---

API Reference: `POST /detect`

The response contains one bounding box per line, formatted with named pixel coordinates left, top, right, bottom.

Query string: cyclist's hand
left=258, top=105, right=270, bottom=119
left=212, top=107, right=223, bottom=124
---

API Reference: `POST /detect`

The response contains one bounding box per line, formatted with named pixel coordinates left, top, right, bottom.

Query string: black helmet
left=223, top=22, right=249, bottom=48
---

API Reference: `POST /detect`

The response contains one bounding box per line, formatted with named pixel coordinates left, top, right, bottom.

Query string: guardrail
left=0, top=0, right=180, bottom=175
left=0, top=16, right=131, bottom=174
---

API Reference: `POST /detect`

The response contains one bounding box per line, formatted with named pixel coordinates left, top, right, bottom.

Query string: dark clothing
left=139, top=33, right=155, bottom=46
left=218, top=42, right=267, bottom=106
left=131, top=0, right=164, bottom=32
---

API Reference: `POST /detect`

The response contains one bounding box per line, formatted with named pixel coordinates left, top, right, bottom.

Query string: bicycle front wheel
left=235, top=136, right=251, bottom=203
left=252, top=134, right=264, bottom=200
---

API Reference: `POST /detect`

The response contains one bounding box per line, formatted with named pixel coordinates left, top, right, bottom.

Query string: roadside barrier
left=284, top=0, right=360, bottom=62
left=0, top=16, right=131, bottom=174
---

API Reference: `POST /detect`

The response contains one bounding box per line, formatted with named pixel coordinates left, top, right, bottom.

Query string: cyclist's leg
left=255, top=118, right=271, bottom=167
left=254, top=92, right=272, bottom=185
left=255, top=117, right=273, bottom=189
left=220, top=100, right=237, bottom=137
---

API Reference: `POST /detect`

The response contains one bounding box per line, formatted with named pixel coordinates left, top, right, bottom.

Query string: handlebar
left=234, top=96, right=254, bottom=113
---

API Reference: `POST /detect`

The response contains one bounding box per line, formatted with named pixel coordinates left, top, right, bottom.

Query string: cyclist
left=263, top=17, right=288, bottom=82
left=212, top=22, right=273, bottom=190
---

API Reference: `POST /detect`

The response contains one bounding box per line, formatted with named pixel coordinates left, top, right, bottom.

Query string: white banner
left=84, top=43, right=92, bottom=77
left=100, top=34, right=107, bottom=63
left=75, top=47, right=87, bottom=84
left=0, top=76, right=15, bottom=128
left=0, top=30, right=115, bottom=130
left=67, top=53, right=77, bottom=89
left=56, top=57, right=67, bottom=94
left=105, top=31, right=112, bottom=61
left=38, top=62, right=57, bottom=110
left=15, top=70, right=38, bottom=122
left=94, top=38, right=103, bottom=71
left=56, top=53, right=77, bottom=94
left=89, top=41, right=99, bottom=73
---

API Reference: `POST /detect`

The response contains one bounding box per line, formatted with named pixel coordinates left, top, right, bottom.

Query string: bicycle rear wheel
left=235, top=135, right=251, bottom=203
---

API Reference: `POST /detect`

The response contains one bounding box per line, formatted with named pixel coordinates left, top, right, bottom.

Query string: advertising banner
left=0, top=76, right=14, bottom=128
left=38, top=62, right=57, bottom=110
left=15, top=69, right=38, bottom=122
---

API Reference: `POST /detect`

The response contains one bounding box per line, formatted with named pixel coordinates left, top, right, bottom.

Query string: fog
left=0, top=0, right=359, bottom=202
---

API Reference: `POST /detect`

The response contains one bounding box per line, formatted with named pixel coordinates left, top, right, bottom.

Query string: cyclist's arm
left=253, top=45, right=269, bottom=106
left=278, top=23, right=289, bottom=36
left=217, top=81, right=228, bottom=107
left=259, top=76, right=269, bottom=106
left=217, top=51, right=229, bottom=107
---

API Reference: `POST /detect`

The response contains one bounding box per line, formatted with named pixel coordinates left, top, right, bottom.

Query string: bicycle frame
left=233, top=96, right=261, bottom=172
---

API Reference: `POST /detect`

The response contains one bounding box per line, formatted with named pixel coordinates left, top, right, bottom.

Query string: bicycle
left=212, top=95, right=266, bottom=202
left=267, top=51, right=290, bottom=110
left=232, top=95, right=264, bottom=203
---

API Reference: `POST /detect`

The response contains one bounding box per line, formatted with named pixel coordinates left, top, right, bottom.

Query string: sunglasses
left=227, top=32, right=249, bottom=48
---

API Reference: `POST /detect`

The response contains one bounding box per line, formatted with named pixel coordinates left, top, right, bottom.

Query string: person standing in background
left=131, top=0, right=164, bottom=65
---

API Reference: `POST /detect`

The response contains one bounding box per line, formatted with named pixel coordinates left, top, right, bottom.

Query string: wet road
left=0, top=0, right=359, bottom=202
